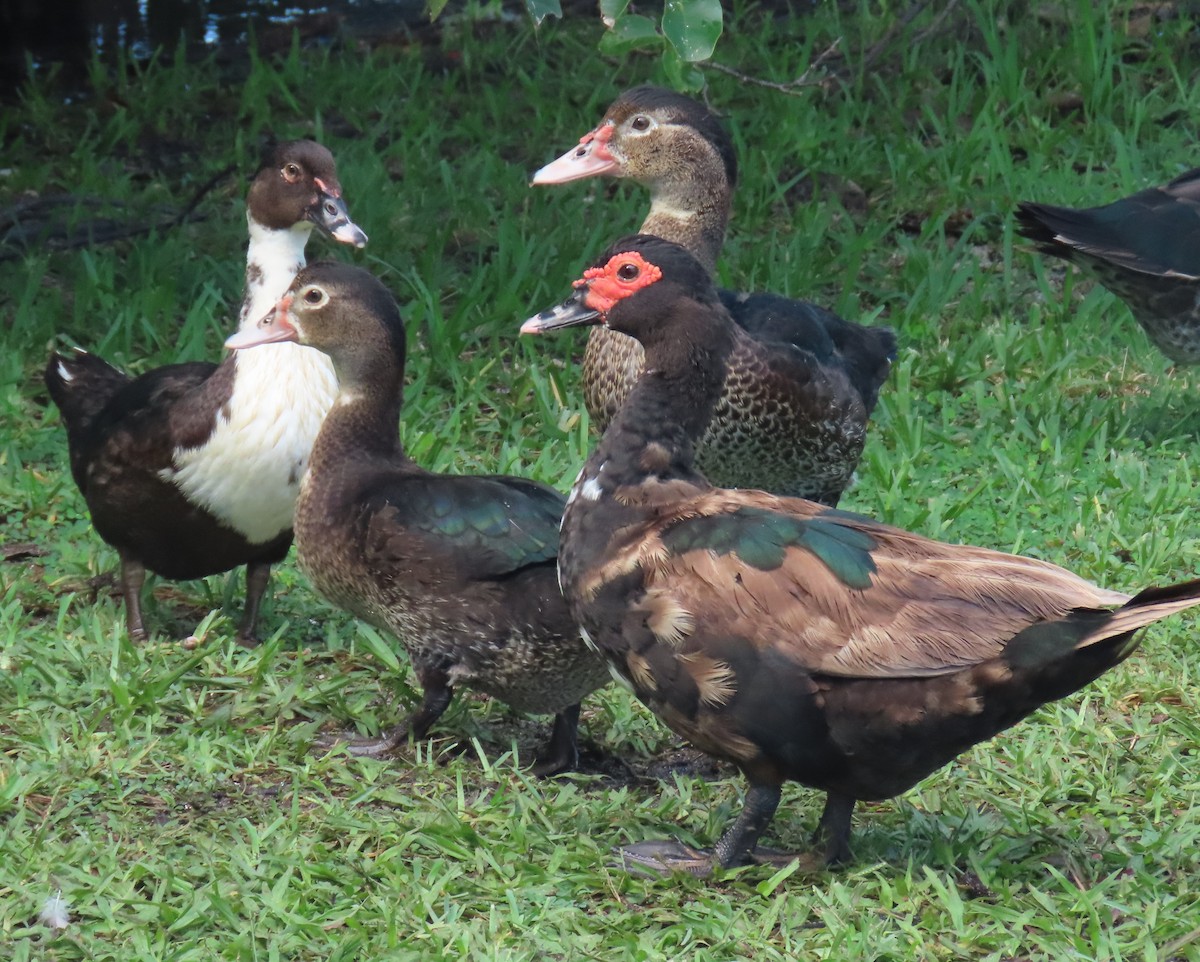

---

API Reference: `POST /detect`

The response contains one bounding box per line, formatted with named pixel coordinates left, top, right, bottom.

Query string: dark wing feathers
left=1017, top=170, right=1200, bottom=279
left=1003, top=612, right=1113, bottom=671
left=719, top=288, right=897, bottom=413
left=44, top=350, right=131, bottom=433
left=44, top=350, right=222, bottom=488
left=362, top=474, right=564, bottom=580
left=88, top=362, right=220, bottom=440
left=722, top=290, right=838, bottom=359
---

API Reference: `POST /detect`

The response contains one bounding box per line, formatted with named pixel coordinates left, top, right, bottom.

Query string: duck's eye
left=617, top=262, right=640, bottom=281
left=282, top=163, right=301, bottom=183
left=630, top=115, right=650, bottom=131
left=303, top=287, right=327, bottom=306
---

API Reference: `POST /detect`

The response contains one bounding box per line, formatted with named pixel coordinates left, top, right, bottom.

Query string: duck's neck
left=238, top=216, right=314, bottom=329
left=641, top=177, right=730, bottom=277
left=570, top=308, right=730, bottom=515
left=306, top=366, right=408, bottom=476
left=562, top=317, right=727, bottom=591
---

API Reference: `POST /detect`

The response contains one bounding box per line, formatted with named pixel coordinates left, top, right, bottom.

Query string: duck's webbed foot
left=616, top=782, right=793, bottom=878
left=313, top=677, right=454, bottom=759
left=617, top=839, right=717, bottom=878
left=313, top=724, right=412, bottom=758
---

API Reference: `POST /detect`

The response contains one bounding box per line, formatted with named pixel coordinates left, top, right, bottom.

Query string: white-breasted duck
left=44, top=140, right=367, bottom=642
left=1017, top=168, right=1200, bottom=364
left=226, top=261, right=609, bottom=775
left=533, top=86, right=896, bottom=505
left=522, top=234, right=1200, bottom=875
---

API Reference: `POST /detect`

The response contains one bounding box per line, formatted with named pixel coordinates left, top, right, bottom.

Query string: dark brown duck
left=227, top=261, right=609, bottom=775
left=523, top=234, right=1200, bottom=876
left=44, top=140, right=367, bottom=642
left=534, top=86, right=896, bottom=504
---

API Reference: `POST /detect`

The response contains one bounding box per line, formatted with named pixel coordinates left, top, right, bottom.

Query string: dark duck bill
left=312, top=178, right=368, bottom=248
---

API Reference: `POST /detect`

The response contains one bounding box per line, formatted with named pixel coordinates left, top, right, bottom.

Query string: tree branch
left=702, top=37, right=844, bottom=96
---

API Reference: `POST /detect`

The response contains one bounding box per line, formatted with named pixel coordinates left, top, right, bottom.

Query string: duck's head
left=531, top=86, right=736, bottom=193
left=225, top=261, right=404, bottom=373
left=247, top=140, right=368, bottom=248
left=521, top=234, right=717, bottom=347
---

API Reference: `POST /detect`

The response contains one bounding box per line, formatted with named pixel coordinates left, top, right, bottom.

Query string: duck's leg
left=407, top=672, right=454, bottom=740
left=120, top=554, right=148, bottom=642
left=714, top=782, right=783, bottom=867
left=617, top=781, right=786, bottom=877
left=236, top=561, right=271, bottom=646
left=812, top=791, right=855, bottom=865
left=530, top=703, right=581, bottom=777
left=314, top=670, right=454, bottom=758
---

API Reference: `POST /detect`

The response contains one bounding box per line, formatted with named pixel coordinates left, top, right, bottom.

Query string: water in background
left=0, top=0, right=425, bottom=96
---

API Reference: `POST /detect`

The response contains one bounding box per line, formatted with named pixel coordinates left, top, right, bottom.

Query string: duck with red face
left=523, top=234, right=1200, bottom=877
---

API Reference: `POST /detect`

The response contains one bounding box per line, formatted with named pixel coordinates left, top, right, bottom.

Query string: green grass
left=3, top=0, right=1200, bottom=957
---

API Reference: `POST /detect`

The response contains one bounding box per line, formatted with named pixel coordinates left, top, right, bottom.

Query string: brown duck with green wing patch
left=228, top=262, right=609, bottom=776
left=522, top=234, right=1200, bottom=875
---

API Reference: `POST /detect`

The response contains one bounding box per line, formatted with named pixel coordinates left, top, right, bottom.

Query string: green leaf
left=427, top=0, right=451, bottom=19
left=661, top=0, right=723, bottom=62
left=524, top=0, right=562, bottom=25
left=756, top=857, right=802, bottom=895
left=598, top=13, right=663, bottom=57
left=662, top=44, right=707, bottom=91
left=599, top=0, right=631, bottom=27
left=356, top=623, right=403, bottom=673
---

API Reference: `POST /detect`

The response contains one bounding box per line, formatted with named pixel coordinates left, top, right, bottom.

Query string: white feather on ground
left=39, top=889, right=70, bottom=930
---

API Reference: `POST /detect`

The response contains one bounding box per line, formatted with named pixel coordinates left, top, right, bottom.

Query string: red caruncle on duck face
left=574, top=251, right=664, bottom=315
left=583, top=121, right=616, bottom=160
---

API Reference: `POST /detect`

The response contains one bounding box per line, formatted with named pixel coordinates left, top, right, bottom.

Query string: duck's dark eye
left=617, top=262, right=640, bottom=281
left=282, top=163, right=301, bottom=183
left=304, top=287, right=325, bottom=305
left=631, top=115, right=650, bottom=131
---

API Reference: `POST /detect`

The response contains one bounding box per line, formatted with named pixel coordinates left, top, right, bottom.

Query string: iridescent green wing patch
left=369, top=476, right=564, bottom=575
left=661, top=507, right=877, bottom=589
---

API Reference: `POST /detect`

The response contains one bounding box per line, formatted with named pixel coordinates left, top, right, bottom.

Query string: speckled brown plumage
left=1017, top=167, right=1200, bottom=364
left=535, top=86, right=896, bottom=504
left=523, top=235, right=1200, bottom=874
left=232, top=262, right=609, bottom=774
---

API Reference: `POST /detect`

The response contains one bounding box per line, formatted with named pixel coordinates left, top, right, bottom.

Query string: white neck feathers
left=239, top=217, right=314, bottom=330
